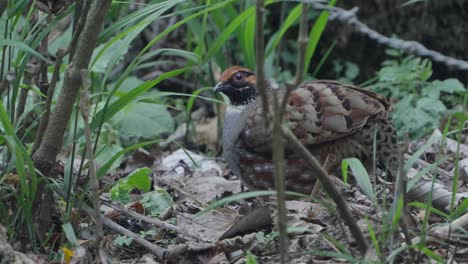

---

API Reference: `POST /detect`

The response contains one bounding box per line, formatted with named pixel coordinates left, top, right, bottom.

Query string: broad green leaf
left=242, top=14, right=256, bottom=69
left=110, top=167, right=152, bottom=204
left=97, top=140, right=162, bottom=178
left=112, top=76, right=145, bottom=94
left=416, top=97, right=446, bottom=113
left=141, top=187, right=175, bottom=217
left=437, top=78, right=465, bottom=93
left=62, top=223, right=79, bottom=247
left=111, top=102, right=174, bottom=139
left=246, top=253, right=258, bottom=264
left=91, top=40, right=128, bottom=73
left=90, top=67, right=190, bottom=129
left=113, top=235, right=133, bottom=246
left=342, top=158, right=376, bottom=202
left=95, top=144, right=124, bottom=173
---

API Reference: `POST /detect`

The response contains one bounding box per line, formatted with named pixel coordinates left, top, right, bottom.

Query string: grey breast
left=222, top=106, right=248, bottom=177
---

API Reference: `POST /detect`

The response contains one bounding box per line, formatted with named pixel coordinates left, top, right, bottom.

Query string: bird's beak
left=214, top=81, right=228, bottom=93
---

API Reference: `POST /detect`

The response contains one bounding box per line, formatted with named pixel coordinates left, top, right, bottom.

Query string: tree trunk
left=31, top=0, right=111, bottom=240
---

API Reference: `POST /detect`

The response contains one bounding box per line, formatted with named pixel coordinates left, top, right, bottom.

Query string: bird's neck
left=229, top=84, right=258, bottom=106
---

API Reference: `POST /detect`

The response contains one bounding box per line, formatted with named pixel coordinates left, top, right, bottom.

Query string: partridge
left=215, top=66, right=398, bottom=194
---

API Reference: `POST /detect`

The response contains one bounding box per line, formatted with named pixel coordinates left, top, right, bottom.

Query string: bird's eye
left=233, top=72, right=244, bottom=82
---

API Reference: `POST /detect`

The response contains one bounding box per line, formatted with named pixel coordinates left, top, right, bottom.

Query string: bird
left=214, top=66, right=398, bottom=194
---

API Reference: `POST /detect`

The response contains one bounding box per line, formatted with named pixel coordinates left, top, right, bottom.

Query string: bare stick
left=295, top=3, right=309, bottom=86
left=80, top=69, right=103, bottom=242
left=102, top=199, right=212, bottom=243
left=255, top=0, right=289, bottom=262
left=98, top=212, right=166, bottom=259
left=404, top=154, right=453, bottom=179
left=272, top=92, right=289, bottom=263
left=255, top=0, right=269, bottom=126
left=282, top=125, right=368, bottom=254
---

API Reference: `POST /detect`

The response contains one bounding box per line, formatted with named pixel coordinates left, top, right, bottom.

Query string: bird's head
left=214, top=66, right=257, bottom=106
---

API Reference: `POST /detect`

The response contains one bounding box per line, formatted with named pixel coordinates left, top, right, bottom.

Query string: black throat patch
left=224, top=84, right=257, bottom=106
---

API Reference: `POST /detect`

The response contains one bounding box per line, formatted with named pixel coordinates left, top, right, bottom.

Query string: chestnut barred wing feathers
left=243, top=80, right=388, bottom=146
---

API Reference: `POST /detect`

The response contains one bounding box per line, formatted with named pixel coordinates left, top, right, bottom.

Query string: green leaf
left=246, top=253, right=258, bottom=264
left=242, top=14, right=256, bottom=70
left=416, top=97, right=446, bottom=113
left=62, top=223, right=78, bottom=247
left=112, top=76, right=145, bottom=93
left=437, top=78, right=466, bottom=93
left=141, top=187, right=175, bottom=217
left=90, top=67, right=190, bottom=129
left=97, top=140, right=161, bottom=178
left=91, top=40, right=129, bottom=73
left=95, top=144, right=124, bottom=173
left=113, top=235, right=133, bottom=246
left=111, top=102, right=174, bottom=139
left=406, top=156, right=448, bottom=192
left=342, top=158, right=376, bottom=202
left=110, top=167, right=152, bottom=204
left=265, top=4, right=301, bottom=57
left=419, top=246, right=444, bottom=263
left=303, top=0, right=336, bottom=76
left=0, top=38, right=47, bottom=61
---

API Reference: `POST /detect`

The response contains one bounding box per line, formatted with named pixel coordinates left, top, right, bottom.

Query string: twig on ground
left=101, top=199, right=212, bottom=243
left=404, top=154, right=453, bottom=179
left=282, top=125, right=368, bottom=254
left=97, top=211, right=167, bottom=259
left=410, top=211, right=468, bottom=246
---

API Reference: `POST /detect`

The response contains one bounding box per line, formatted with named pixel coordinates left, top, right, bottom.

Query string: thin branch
left=97, top=211, right=167, bottom=259
left=80, top=69, right=103, bottom=243
left=395, top=139, right=416, bottom=259
left=69, top=0, right=91, bottom=61
left=295, top=3, right=309, bottom=86
left=303, top=1, right=468, bottom=71
left=102, top=199, right=212, bottom=243
left=15, top=58, right=40, bottom=127
left=272, top=92, right=289, bottom=263
left=282, top=125, right=368, bottom=254
left=255, top=0, right=269, bottom=126
left=255, top=0, right=289, bottom=262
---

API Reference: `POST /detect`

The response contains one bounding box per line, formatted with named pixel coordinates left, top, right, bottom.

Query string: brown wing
left=241, top=80, right=389, bottom=150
